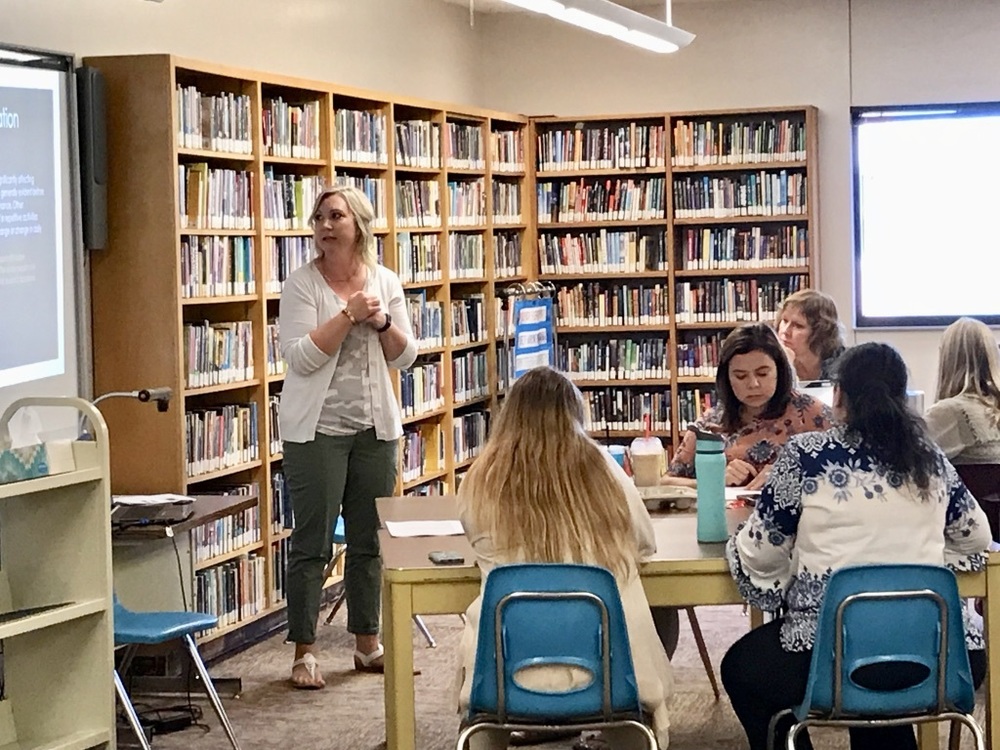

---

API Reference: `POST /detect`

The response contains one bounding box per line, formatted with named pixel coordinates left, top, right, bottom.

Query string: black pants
left=721, top=619, right=987, bottom=750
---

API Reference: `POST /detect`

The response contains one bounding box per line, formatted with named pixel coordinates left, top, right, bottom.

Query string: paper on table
left=724, top=487, right=761, bottom=502
left=113, top=493, right=195, bottom=506
left=384, top=519, right=465, bottom=538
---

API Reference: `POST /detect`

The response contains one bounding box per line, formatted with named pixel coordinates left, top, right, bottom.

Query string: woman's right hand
left=346, top=291, right=381, bottom=322
left=725, top=459, right=758, bottom=486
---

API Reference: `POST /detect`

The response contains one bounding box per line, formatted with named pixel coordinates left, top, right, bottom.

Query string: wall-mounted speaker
left=76, top=65, right=107, bottom=251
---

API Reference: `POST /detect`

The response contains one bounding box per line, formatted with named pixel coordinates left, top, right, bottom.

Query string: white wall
left=475, top=0, right=1000, bottom=398
left=1, top=0, right=484, bottom=105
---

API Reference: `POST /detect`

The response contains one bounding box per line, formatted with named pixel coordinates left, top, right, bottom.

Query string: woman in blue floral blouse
left=721, top=342, right=992, bottom=750
left=665, top=323, right=832, bottom=489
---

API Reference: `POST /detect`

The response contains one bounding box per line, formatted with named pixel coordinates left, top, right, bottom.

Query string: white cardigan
left=278, top=262, right=417, bottom=444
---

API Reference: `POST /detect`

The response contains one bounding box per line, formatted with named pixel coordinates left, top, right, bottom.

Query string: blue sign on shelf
left=512, top=297, right=555, bottom=380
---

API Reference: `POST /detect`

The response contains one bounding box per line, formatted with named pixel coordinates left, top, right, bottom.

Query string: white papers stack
left=384, top=520, right=464, bottom=538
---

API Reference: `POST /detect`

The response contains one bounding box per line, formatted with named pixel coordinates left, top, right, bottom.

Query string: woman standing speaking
left=279, top=185, right=416, bottom=689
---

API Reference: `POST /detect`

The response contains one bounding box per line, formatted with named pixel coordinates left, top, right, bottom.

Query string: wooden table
left=378, top=496, right=998, bottom=750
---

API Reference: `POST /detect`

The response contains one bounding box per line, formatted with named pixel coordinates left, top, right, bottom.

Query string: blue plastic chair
left=322, top=515, right=436, bottom=646
left=767, top=564, right=985, bottom=750
left=113, top=595, right=242, bottom=750
left=456, top=563, right=657, bottom=750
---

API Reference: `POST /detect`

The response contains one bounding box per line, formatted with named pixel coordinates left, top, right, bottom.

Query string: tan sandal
left=290, top=653, right=325, bottom=689
left=353, top=645, right=422, bottom=675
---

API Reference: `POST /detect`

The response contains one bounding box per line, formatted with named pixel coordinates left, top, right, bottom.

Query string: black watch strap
left=376, top=313, right=392, bottom=333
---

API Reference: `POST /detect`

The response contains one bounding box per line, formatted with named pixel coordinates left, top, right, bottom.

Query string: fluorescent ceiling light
left=499, top=0, right=695, bottom=54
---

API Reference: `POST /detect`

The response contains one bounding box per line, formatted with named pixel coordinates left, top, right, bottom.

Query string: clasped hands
left=659, top=460, right=771, bottom=490
left=344, top=291, right=386, bottom=328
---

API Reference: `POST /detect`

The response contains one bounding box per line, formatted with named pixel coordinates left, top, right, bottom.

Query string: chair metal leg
left=413, top=615, right=436, bottom=648
left=766, top=709, right=794, bottom=750
left=182, top=634, right=242, bottom=750
left=323, top=587, right=347, bottom=625
left=114, top=669, right=153, bottom=750
left=684, top=607, right=720, bottom=700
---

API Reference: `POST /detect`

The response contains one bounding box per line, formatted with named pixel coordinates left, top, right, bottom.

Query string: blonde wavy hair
left=458, top=367, right=637, bottom=580
left=936, top=317, right=1000, bottom=424
left=309, top=184, right=378, bottom=269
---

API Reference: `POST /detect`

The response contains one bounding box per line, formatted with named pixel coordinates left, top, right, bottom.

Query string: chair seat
left=114, top=609, right=219, bottom=645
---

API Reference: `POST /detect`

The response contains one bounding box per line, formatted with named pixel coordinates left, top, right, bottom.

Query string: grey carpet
left=136, top=605, right=987, bottom=749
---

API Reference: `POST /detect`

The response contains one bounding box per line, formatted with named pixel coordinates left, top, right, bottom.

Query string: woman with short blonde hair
left=457, top=367, right=673, bottom=748
left=775, top=289, right=846, bottom=382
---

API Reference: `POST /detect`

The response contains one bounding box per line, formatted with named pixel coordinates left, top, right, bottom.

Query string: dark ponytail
left=835, top=343, right=940, bottom=490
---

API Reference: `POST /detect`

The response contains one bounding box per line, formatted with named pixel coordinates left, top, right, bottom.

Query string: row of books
left=492, top=130, right=525, bottom=173
left=333, top=174, right=389, bottom=228
left=180, top=235, right=255, bottom=298
left=674, top=275, right=807, bottom=323
left=262, top=98, right=321, bottom=159
left=395, top=120, right=442, bottom=169
left=454, top=410, right=488, bottom=464
left=395, top=179, right=442, bottom=228
left=450, top=234, right=484, bottom=278
left=447, top=179, right=486, bottom=225
left=262, top=171, right=323, bottom=230
left=334, top=109, right=387, bottom=164
left=401, top=361, right=446, bottom=417
left=185, top=403, right=260, bottom=478
left=271, top=469, right=292, bottom=533
left=178, top=163, right=254, bottom=230
left=271, top=537, right=290, bottom=603
left=264, top=236, right=310, bottom=293
left=677, top=332, right=725, bottom=377
left=671, top=118, right=807, bottom=167
left=555, top=282, right=670, bottom=327
left=582, top=389, right=671, bottom=433
left=495, top=233, right=523, bottom=279
left=536, top=123, right=667, bottom=171
left=672, top=171, right=807, bottom=219
left=175, top=85, right=253, bottom=154
left=193, top=553, right=266, bottom=634
left=452, top=295, right=487, bottom=344
left=183, top=320, right=254, bottom=389
left=560, top=338, right=670, bottom=382
left=191, top=504, right=262, bottom=564
left=266, top=322, right=286, bottom=377
left=454, top=350, right=489, bottom=405
left=537, top=229, right=667, bottom=275
left=406, top=292, right=444, bottom=349
left=492, top=181, right=522, bottom=225
left=402, top=423, right=445, bottom=483
left=677, top=225, right=809, bottom=270
left=677, top=388, right=719, bottom=430
left=537, top=177, right=666, bottom=224
left=397, top=233, right=442, bottom=284
left=404, top=478, right=449, bottom=497
left=268, top=395, right=282, bottom=456
left=446, top=122, right=486, bottom=170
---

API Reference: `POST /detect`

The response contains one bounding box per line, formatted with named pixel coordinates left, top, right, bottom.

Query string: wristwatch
left=375, top=313, right=392, bottom=333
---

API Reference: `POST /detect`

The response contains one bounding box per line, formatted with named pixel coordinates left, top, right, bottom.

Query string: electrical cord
left=170, top=532, right=189, bottom=611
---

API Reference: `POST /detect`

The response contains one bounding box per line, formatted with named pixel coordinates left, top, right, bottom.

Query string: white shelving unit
left=0, top=397, right=115, bottom=750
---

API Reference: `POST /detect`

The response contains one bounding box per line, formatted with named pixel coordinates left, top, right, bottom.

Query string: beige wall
left=1, top=0, right=484, bottom=105
left=476, top=0, right=1000, bottom=398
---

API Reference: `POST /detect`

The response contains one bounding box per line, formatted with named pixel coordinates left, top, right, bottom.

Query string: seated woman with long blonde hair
left=457, top=366, right=673, bottom=749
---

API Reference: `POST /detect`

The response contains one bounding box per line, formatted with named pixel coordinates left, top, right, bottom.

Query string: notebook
left=111, top=502, right=195, bottom=528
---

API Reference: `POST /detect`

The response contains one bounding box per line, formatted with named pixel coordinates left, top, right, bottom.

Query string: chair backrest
left=467, top=563, right=641, bottom=723
left=796, top=564, right=975, bottom=721
left=955, top=464, right=1000, bottom=503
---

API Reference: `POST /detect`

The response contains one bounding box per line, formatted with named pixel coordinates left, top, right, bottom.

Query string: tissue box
left=0, top=440, right=78, bottom=485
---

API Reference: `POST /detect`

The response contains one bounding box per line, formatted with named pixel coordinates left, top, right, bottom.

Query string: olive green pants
left=284, top=429, right=397, bottom=643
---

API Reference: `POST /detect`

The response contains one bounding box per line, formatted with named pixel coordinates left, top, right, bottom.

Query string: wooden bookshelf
left=531, top=106, right=819, bottom=446
left=85, top=54, right=529, bottom=650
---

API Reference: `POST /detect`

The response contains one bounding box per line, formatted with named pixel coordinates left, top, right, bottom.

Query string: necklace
left=316, top=259, right=362, bottom=285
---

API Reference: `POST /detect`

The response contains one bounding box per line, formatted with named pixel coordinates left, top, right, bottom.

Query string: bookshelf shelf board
left=265, top=293, right=282, bottom=301
left=675, top=321, right=752, bottom=330
left=398, top=225, right=443, bottom=233
left=179, top=228, right=257, bottom=237
left=176, top=147, right=255, bottom=163
left=492, top=222, right=527, bottom=230
left=402, top=407, right=448, bottom=426
left=269, top=453, right=283, bottom=463
left=402, top=280, right=446, bottom=291
left=0, top=598, right=106, bottom=641
left=415, top=344, right=447, bottom=356
left=334, top=160, right=390, bottom=171
left=586, top=429, right=671, bottom=439
left=262, top=155, right=327, bottom=167
left=495, top=274, right=528, bottom=283
left=672, top=215, right=808, bottom=226
left=266, top=372, right=286, bottom=384
left=195, top=605, right=274, bottom=644
left=0, top=467, right=102, bottom=501
left=674, top=266, right=811, bottom=278
left=373, top=226, right=391, bottom=235
left=181, top=294, right=258, bottom=306
left=538, top=219, right=665, bottom=230
left=450, top=275, right=488, bottom=284
left=557, top=324, right=671, bottom=334
left=265, top=229, right=313, bottom=237
left=447, top=225, right=488, bottom=232
left=401, top=468, right=450, bottom=491
left=270, top=528, right=292, bottom=542
left=193, top=540, right=266, bottom=572
left=453, top=456, right=477, bottom=472
left=394, top=164, right=441, bottom=175
left=184, top=379, right=262, bottom=397
left=451, top=339, right=490, bottom=353
left=537, top=166, right=666, bottom=179
left=491, top=169, right=526, bottom=178
left=570, top=378, right=672, bottom=388
left=539, top=271, right=666, bottom=281
left=446, top=167, right=486, bottom=176
left=671, top=160, right=807, bottom=174
left=454, top=394, right=491, bottom=410
left=676, top=376, right=717, bottom=384
left=0, top=727, right=113, bottom=750
left=186, top=459, right=263, bottom=485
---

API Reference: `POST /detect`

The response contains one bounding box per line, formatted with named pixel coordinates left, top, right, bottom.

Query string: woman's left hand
left=744, top=466, right=772, bottom=491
